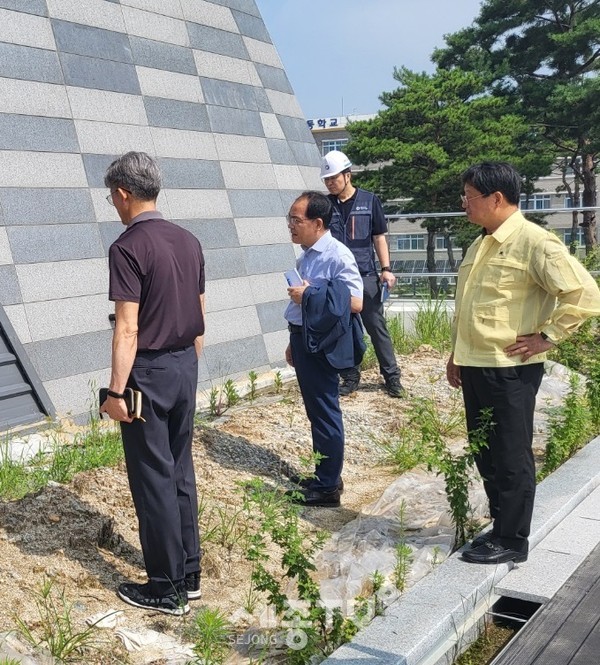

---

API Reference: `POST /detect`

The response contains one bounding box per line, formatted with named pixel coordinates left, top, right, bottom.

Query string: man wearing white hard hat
left=321, top=150, right=404, bottom=397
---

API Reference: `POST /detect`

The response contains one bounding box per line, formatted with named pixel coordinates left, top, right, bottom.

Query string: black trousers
left=120, top=345, right=200, bottom=594
left=460, top=364, right=544, bottom=552
left=340, top=274, right=400, bottom=383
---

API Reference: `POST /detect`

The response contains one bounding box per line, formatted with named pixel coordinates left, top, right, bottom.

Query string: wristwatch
left=381, top=266, right=391, bottom=272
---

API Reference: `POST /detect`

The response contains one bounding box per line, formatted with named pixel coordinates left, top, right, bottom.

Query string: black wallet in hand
left=99, top=387, right=144, bottom=420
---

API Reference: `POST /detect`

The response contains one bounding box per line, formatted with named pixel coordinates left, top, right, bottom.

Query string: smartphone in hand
left=380, top=282, right=389, bottom=302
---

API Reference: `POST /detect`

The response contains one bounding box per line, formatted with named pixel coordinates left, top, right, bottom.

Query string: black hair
left=297, top=191, right=333, bottom=228
left=461, top=162, right=522, bottom=205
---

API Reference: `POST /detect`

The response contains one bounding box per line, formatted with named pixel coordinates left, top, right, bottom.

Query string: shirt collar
left=490, top=210, right=523, bottom=244
left=302, top=230, right=333, bottom=253
left=129, top=210, right=164, bottom=227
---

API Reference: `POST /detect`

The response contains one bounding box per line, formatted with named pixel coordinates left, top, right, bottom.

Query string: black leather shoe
left=462, top=541, right=527, bottom=564
left=470, top=532, right=493, bottom=549
left=385, top=378, right=406, bottom=398
left=288, top=474, right=344, bottom=492
left=339, top=375, right=360, bottom=396
left=285, top=487, right=341, bottom=507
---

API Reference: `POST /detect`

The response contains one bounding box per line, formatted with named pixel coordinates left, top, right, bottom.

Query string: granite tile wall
left=0, top=0, right=321, bottom=421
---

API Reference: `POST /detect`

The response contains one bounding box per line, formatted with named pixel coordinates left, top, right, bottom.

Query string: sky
left=255, top=0, right=484, bottom=120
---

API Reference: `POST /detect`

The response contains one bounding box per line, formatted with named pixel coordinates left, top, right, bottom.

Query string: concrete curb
left=322, top=436, right=600, bottom=665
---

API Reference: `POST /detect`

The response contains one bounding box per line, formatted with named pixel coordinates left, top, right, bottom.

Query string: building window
left=392, top=234, right=425, bottom=251
left=321, top=138, right=348, bottom=155
left=564, top=194, right=583, bottom=208
left=435, top=235, right=456, bottom=250
left=561, top=228, right=585, bottom=247
left=520, top=194, right=551, bottom=210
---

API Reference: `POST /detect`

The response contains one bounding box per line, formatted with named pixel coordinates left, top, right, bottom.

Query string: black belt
left=288, top=323, right=302, bottom=334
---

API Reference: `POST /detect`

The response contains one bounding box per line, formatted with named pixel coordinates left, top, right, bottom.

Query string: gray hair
left=104, top=151, right=161, bottom=201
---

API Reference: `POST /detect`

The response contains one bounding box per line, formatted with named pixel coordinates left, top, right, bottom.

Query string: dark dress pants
left=340, top=274, right=400, bottom=383
left=290, top=331, right=344, bottom=492
left=460, top=363, right=544, bottom=553
left=120, top=345, right=200, bottom=594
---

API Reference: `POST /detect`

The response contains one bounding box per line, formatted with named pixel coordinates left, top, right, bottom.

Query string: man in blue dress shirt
left=284, top=191, right=363, bottom=507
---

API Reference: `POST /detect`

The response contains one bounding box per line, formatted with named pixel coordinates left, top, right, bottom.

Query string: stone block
left=26, top=330, right=113, bottom=381
left=535, top=514, right=600, bottom=555
left=204, top=306, right=261, bottom=345
left=82, top=154, right=119, bottom=187
left=187, top=22, right=248, bottom=59
left=289, top=140, right=321, bottom=167
left=214, top=133, right=269, bottom=162
left=221, top=162, right=277, bottom=190
left=0, top=187, right=94, bottom=225
left=234, top=217, right=289, bottom=246
left=0, top=42, right=62, bottom=84
left=175, top=218, right=239, bottom=249
left=8, top=224, right=103, bottom=264
left=136, top=66, right=204, bottom=103
left=3, top=304, right=32, bottom=343
left=273, top=165, right=306, bottom=190
left=228, top=189, right=285, bottom=218
left=44, top=368, right=111, bottom=418
left=0, top=0, right=47, bottom=16
left=47, top=0, right=125, bottom=32
left=193, top=50, right=260, bottom=86
left=25, top=294, right=112, bottom=342
left=181, top=0, right=238, bottom=32
left=260, top=113, right=285, bottom=139
left=159, top=158, right=225, bottom=189
left=0, top=78, right=71, bottom=117
left=209, top=0, right=260, bottom=17
left=277, top=114, right=315, bottom=143
left=207, top=105, right=264, bottom=137
left=203, top=334, right=269, bottom=377
left=0, top=264, right=21, bottom=305
left=203, top=247, right=247, bottom=280
left=121, top=5, right=189, bottom=47
left=204, top=276, right=254, bottom=313
left=255, top=63, right=293, bottom=94
left=163, top=189, right=232, bottom=219
left=249, top=273, right=289, bottom=304
left=243, top=35, right=283, bottom=67
left=67, top=86, right=148, bottom=124
left=59, top=52, right=141, bottom=94
left=201, top=77, right=259, bottom=111
left=299, top=165, right=324, bottom=190
left=0, top=114, right=78, bottom=153
left=16, top=258, right=108, bottom=303
left=144, top=97, right=210, bottom=132
left=263, top=329, right=288, bottom=365
left=0, top=228, right=12, bottom=265
left=0, top=7, right=55, bottom=49
left=119, top=0, right=183, bottom=18
left=75, top=119, right=154, bottom=154
left=150, top=127, right=218, bottom=160
left=256, top=300, right=287, bottom=334
left=232, top=9, right=270, bottom=43
left=572, top=483, right=600, bottom=519
left=0, top=151, right=87, bottom=188
left=253, top=86, right=272, bottom=113
left=129, top=35, right=197, bottom=75
left=52, top=19, right=132, bottom=62
left=243, top=243, right=296, bottom=275
left=98, top=221, right=126, bottom=254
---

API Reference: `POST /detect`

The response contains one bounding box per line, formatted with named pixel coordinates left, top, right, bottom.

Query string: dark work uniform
left=328, top=188, right=401, bottom=384
left=109, top=210, right=205, bottom=594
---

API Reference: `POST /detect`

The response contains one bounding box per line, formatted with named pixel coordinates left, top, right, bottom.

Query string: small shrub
left=189, top=607, right=232, bottom=665
left=247, top=370, right=258, bottom=403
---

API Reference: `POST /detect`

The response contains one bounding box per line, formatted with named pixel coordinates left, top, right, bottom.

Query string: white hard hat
left=320, top=150, right=352, bottom=179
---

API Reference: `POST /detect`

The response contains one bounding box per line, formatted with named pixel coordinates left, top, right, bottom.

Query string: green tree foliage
left=434, top=0, right=600, bottom=251
left=346, top=67, right=553, bottom=290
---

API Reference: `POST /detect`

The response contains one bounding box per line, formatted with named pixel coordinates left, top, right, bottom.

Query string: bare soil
left=0, top=347, right=484, bottom=663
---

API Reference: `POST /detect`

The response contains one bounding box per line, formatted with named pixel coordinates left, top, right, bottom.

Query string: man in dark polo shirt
left=99, top=151, right=205, bottom=616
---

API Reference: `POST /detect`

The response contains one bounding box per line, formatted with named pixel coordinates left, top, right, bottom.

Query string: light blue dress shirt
left=285, top=231, right=363, bottom=326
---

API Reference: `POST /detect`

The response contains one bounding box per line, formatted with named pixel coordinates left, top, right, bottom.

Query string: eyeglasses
left=286, top=214, right=314, bottom=227
left=460, top=193, right=489, bottom=205
left=106, top=188, right=131, bottom=206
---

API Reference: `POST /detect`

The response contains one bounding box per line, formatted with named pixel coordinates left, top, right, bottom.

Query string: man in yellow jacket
left=447, top=161, right=600, bottom=564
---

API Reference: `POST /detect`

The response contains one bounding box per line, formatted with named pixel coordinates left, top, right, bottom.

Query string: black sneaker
left=285, top=487, right=341, bottom=507
left=117, top=582, right=189, bottom=616
left=339, top=376, right=360, bottom=396
left=185, top=572, right=201, bottom=600
left=385, top=378, right=406, bottom=398
left=288, top=474, right=344, bottom=493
